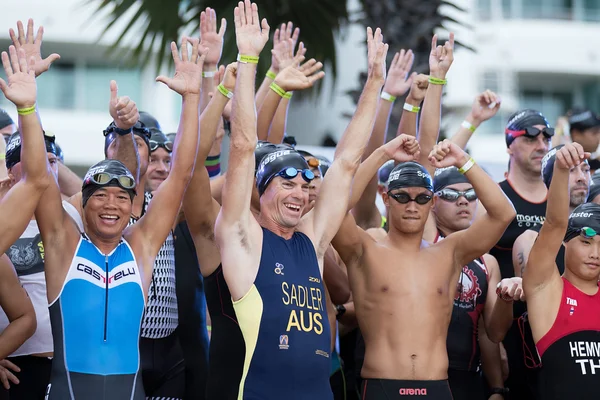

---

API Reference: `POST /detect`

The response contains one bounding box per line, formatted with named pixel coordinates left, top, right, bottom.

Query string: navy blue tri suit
left=46, top=234, right=145, bottom=399
left=233, top=227, right=333, bottom=400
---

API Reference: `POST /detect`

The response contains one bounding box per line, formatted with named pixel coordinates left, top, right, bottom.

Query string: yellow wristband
left=461, top=120, right=476, bottom=133
left=0, top=153, right=5, bottom=161
left=17, top=105, right=36, bottom=116
left=458, top=157, right=476, bottom=174
left=403, top=103, right=420, bottom=113
left=217, top=83, right=233, bottom=99
left=380, top=91, right=396, bottom=102
left=269, top=82, right=292, bottom=99
left=237, top=54, right=259, bottom=64
left=206, top=325, right=212, bottom=332
left=266, top=70, right=277, bottom=80
left=428, top=76, right=447, bottom=85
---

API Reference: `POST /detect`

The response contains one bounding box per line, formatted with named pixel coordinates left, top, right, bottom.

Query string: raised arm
left=396, top=74, right=428, bottom=139
left=450, top=90, right=501, bottom=150
left=198, top=7, right=226, bottom=113
left=310, top=27, right=388, bottom=258
left=215, top=0, right=270, bottom=234
left=524, top=143, right=586, bottom=291
left=184, top=63, right=236, bottom=275
left=0, top=254, right=35, bottom=359
left=9, top=18, right=60, bottom=78
left=429, top=140, right=516, bottom=266
left=418, top=34, right=454, bottom=177
left=129, top=38, right=204, bottom=262
left=352, top=50, right=414, bottom=230
left=0, top=47, right=51, bottom=254
left=512, top=229, right=538, bottom=278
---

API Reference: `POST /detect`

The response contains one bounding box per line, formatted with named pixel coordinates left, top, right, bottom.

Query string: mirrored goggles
left=435, top=188, right=478, bottom=202
left=87, top=172, right=136, bottom=190
left=276, top=167, right=315, bottom=182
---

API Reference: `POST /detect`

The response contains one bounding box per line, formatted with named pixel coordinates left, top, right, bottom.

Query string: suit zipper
left=104, top=254, right=109, bottom=342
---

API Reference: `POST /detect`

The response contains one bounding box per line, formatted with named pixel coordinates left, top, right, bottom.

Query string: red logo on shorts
left=399, top=388, right=427, bottom=396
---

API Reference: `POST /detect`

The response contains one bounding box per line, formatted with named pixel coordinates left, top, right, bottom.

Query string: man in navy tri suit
left=33, top=39, right=204, bottom=399
left=215, top=2, right=387, bottom=398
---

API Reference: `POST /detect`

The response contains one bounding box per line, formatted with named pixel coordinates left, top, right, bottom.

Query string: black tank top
left=203, top=265, right=245, bottom=400
left=490, top=180, right=546, bottom=279
left=436, top=233, right=489, bottom=372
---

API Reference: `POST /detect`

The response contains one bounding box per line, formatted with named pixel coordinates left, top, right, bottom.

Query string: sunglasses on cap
left=388, top=191, right=432, bottom=205
left=579, top=226, right=598, bottom=239
left=150, top=140, right=173, bottom=152
left=506, top=127, right=555, bottom=141
left=276, top=167, right=315, bottom=182
left=86, top=172, right=136, bottom=190
left=435, top=188, right=478, bottom=202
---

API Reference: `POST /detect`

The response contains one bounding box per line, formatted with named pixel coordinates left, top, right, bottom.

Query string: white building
left=1, top=0, right=599, bottom=179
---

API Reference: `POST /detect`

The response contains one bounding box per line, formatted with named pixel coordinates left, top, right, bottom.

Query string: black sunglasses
left=435, top=188, right=478, bottom=202
left=388, top=192, right=432, bottom=205
left=150, top=140, right=173, bottom=152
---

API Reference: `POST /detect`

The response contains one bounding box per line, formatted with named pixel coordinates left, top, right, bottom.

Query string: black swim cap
left=149, top=130, right=172, bottom=153
left=567, top=107, right=600, bottom=132
left=564, top=203, right=600, bottom=242
left=0, top=108, right=14, bottom=130
left=5, top=131, right=59, bottom=170
left=297, top=149, right=323, bottom=176
left=256, top=148, right=312, bottom=196
left=55, top=142, right=64, bottom=163
left=541, top=145, right=590, bottom=189
left=378, top=160, right=395, bottom=186
left=505, top=109, right=551, bottom=147
left=139, top=111, right=161, bottom=130
left=254, top=141, right=279, bottom=171
left=387, top=161, right=433, bottom=193
left=81, top=159, right=136, bottom=208
left=315, top=155, right=331, bottom=177
left=104, top=121, right=151, bottom=156
left=433, top=166, right=470, bottom=192
left=588, top=177, right=600, bottom=203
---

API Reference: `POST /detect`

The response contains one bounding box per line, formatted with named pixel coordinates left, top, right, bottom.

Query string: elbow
left=230, top=135, right=257, bottom=153
left=26, top=170, right=51, bottom=192
left=23, top=312, right=37, bottom=342
left=334, top=156, right=362, bottom=175
left=486, top=323, right=508, bottom=344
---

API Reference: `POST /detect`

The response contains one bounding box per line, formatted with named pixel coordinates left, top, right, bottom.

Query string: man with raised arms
left=332, top=138, right=516, bottom=399
left=215, top=1, right=388, bottom=398
left=32, top=39, right=203, bottom=399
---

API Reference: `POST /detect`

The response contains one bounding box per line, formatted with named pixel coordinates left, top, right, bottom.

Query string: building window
left=37, top=63, right=76, bottom=110
left=82, top=66, right=141, bottom=112
left=478, top=0, right=492, bottom=20
left=520, top=89, right=573, bottom=127
left=480, top=71, right=499, bottom=93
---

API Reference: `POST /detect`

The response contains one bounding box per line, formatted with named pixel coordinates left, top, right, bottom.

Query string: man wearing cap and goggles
left=333, top=135, right=515, bottom=398
left=145, top=129, right=173, bottom=192
left=426, top=166, right=522, bottom=400
left=566, top=107, right=600, bottom=171
left=524, top=142, right=600, bottom=400
left=214, top=3, right=378, bottom=397
left=34, top=38, right=204, bottom=399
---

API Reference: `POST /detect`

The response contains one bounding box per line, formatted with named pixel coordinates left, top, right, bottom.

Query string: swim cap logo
left=387, top=170, right=401, bottom=184
left=570, top=212, right=593, bottom=219
left=434, top=167, right=453, bottom=176
left=6, top=136, right=20, bottom=152
left=83, top=165, right=107, bottom=181
left=541, top=147, right=558, bottom=172
left=259, top=150, right=292, bottom=169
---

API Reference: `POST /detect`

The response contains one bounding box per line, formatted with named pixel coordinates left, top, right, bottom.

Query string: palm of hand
left=271, top=42, right=289, bottom=70
left=236, top=25, right=267, bottom=56
left=278, top=68, right=311, bottom=90
left=200, top=33, right=223, bottom=65
left=170, top=63, right=202, bottom=95
left=19, top=43, right=46, bottom=75
left=4, top=73, right=36, bottom=107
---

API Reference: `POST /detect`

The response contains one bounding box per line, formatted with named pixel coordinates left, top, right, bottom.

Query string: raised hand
left=470, top=90, right=501, bottom=123
left=382, top=49, right=415, bottom=97
left=9, top=19, right=60, bottom=78
left=366, top=27, right=389, bottom=82
left=199, top=8, right=226, bottom=68
left=556, top=142, right=589, bottom=169
left=0, top=46, right=37, bottom=109
left=428, top=139, right=468, bottom=169
left=156, top=37, right=207, bottom=96
left=234, top=0, right=270, bottom=57
left=382, top=134, right=421, bottom=163
left=429, top=33, right=454, bottom=79
left=221, top=62, right=239, bottom=91
left=271, top=22, right=300, bottom=73
left=406, top=74, right=429, bottom=103
left=108, top=80, right=139, bottom=130
left=273, top=38, right=306, bottom=72
left=496, top=277, right=525, bottom=302
left=273, top=54, right=325, bottom=92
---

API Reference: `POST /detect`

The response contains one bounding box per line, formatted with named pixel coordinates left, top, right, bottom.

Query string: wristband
left=0, top=153, right=5, bottom=161
left=461, top=120, right=476, bottom=133
left=428, top=76, right=447, bottom=85
left=202, top=70, right=217, bottom=78
left=17, top=105, right=36, bottom=116
left=380, top=91, right=396, bottom=102
left=270, top=82, right=292, bottom=99
left=237, top=54, right=259, bottom=64
left=458, top=157, right=475, bottom=174
left=217, top=84, right=233, bottom=99
left=205, top=154, right=221, bottom=178
left=266, top=70, right=277, bottom=80
left=403, top=103, right=420, bottom=113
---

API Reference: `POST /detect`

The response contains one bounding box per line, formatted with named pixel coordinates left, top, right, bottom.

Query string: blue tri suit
left=45, top=234, right=146, bottom=400
left=233, top=227, right=333, bottom=400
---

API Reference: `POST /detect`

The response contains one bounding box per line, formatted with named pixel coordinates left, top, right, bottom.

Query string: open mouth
left=99, top=214, right=120, bottom=225
left=284, top=203, right=301, bottom=213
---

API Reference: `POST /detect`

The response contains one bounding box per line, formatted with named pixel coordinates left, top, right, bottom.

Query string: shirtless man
left=33, top=39, right=203, bottom=399
left=333, top=140, right=515, bottom=399
left=215, top=2, right=386, bottom=398
left=524, top=142, right=600, bottom=400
